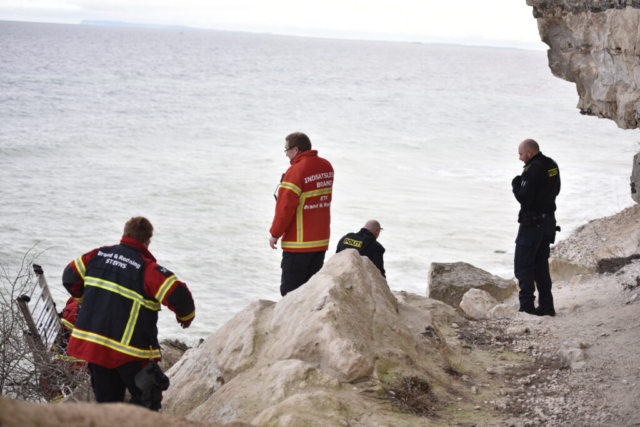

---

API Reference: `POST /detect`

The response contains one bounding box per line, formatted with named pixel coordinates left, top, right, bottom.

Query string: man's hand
left=178, top=319, right=192, bottom=329
left=269, top=236, right=279, bottom=249
left=512, top=175, right=522, bottom=187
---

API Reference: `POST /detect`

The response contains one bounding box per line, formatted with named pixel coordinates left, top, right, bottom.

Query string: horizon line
left=1, top=18, right=548, bottom=52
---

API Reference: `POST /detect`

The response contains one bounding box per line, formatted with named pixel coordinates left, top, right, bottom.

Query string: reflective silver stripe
left=71, top=328, right=161, bottom=359
left=280, top=181, right=302, bottom=196
left=121, top=301, right=141, bottom=345
left=84, top=277, right=161, bottom=311
left=74, top=256, right=86, bottom=279
left=155, top=275, right=177, bottom=302
left=61, top=318, right=74, bottom=330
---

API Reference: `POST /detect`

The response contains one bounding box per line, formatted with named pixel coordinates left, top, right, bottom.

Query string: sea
left=1, top=21, right=637, bottom=345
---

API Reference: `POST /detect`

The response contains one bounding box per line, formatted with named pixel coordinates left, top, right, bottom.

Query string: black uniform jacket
left=512, top=152, right=561, bottom=220
left=336, top=228, right=386, bottom=277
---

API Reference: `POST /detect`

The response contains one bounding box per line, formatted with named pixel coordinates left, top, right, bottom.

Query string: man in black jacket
left=512, top=139, right=561, bottom=316
left=336, top=220, right=386, bottom=277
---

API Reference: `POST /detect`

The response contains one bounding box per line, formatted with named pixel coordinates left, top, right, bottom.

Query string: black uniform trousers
left=88, top=361, right=144, bottom=406
left=280, top=250, right=326, bottom=296
left=514, top=214, right=556, bottom=310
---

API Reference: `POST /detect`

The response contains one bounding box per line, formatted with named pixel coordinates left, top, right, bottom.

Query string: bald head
left=518, top=139, right=540, bottom=164
left=364, top=219, right=382, bottom=238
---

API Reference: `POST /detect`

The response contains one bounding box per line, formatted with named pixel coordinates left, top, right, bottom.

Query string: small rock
left=452, top=323, right=459, bottom=329
left=471, top=386, right=478, bottom=395
left=339, top=420, right=349, bottom=426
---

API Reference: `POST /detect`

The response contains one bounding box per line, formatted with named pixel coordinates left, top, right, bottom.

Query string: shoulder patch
left=548, top=168, right=559, bottom=177
left=155, top=265, right=174, bottom=277
left=343, top=238, right=363, bottom=248
left=523, top=165, right=532, bottom=172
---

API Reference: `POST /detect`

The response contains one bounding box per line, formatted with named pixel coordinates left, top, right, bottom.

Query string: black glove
left=512, top=175, right=521, bottom=187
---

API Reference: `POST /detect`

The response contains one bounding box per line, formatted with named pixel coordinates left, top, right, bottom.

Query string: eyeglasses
left=284, top=147, right=295, bottom=153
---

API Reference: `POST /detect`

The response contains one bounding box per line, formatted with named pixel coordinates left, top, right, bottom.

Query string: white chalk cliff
left=527, top=0, right=640, bottom=129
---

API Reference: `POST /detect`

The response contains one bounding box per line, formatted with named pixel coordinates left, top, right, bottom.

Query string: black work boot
left=518, top=304, right=536, bottom=315
left=533, top=306, right=556, bottom=317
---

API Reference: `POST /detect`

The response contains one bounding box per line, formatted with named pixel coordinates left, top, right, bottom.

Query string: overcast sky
left=0, top=0, right=546, bottom=49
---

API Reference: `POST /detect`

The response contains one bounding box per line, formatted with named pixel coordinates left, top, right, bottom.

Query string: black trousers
left=514, top=215, right=556, bottom=310
left=88, top=361, right=144, bottom=407
left=280, top=250, right=326, bottom=296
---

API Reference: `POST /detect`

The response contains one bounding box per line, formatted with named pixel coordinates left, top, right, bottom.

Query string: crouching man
left=62, top=216, right=195, bottom=409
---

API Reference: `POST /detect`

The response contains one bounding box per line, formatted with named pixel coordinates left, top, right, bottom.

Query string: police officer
left=336, top=219, right=386, bottom=277
left=512, top=139, right=561, bottom=316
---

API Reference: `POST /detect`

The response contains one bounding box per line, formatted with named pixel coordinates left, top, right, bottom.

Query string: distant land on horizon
left=81, top=20, right=212, bottom=32
left=80, top=20, right=545, bottom=51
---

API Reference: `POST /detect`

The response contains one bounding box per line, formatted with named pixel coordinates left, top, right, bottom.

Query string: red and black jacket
left=62, top=236, right=195, bottom=368
left=270, top=150, right=334, bottom=252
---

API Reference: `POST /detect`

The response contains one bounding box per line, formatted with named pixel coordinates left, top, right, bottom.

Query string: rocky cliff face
left=527, top=0, right=640, bottom=129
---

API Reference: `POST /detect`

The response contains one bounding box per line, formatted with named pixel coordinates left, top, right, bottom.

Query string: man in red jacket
left=62, top=216, right=195, bottom=408
left=270, top=132, right=334, bottom=296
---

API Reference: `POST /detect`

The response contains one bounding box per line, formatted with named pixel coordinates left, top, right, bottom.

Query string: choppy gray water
left=0, top=21, right=637, bottom=344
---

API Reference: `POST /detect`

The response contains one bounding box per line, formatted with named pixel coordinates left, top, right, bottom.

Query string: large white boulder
left=427, top=262, right=518, bottom=311
left=162, top=250, right=454, bottom=426
left=460, top=289, right=518, bottom=320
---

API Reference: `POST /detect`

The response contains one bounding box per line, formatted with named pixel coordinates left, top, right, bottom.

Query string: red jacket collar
left=290, top=150, right=318, bottom=165
left=120, top=236, right=156, bottom=262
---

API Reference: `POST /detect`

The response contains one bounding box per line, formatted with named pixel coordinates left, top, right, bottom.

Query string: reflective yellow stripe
left=294, top=187, right=332, bottom=243
left=84, top=277, right=161, bottom=311
left=74, top=256, right=86, bottom=279
left=74, top=296, right=84, bottom=303
left=178, top=310, right=195, bottom=322
left=121, top=301, right=141, bottom=345
left=61, top=318, right=74, bottom=330
left=50, top=394, right=64, bottom=403
left=53, top=354, right=85, bottom=363
left=300, top=187, right=333, bottom=197
left=71, top=328, right=161, bottom=359
left=296, top=196, right=305, bottom=242
left=155, top=275, right=177, bottom=302
left=281, top=239, right=330, bottom=249
left=280, top=181, right=301, bottom=196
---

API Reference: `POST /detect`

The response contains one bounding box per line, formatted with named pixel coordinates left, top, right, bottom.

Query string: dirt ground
left=452, top=259, right=640, bottom=427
